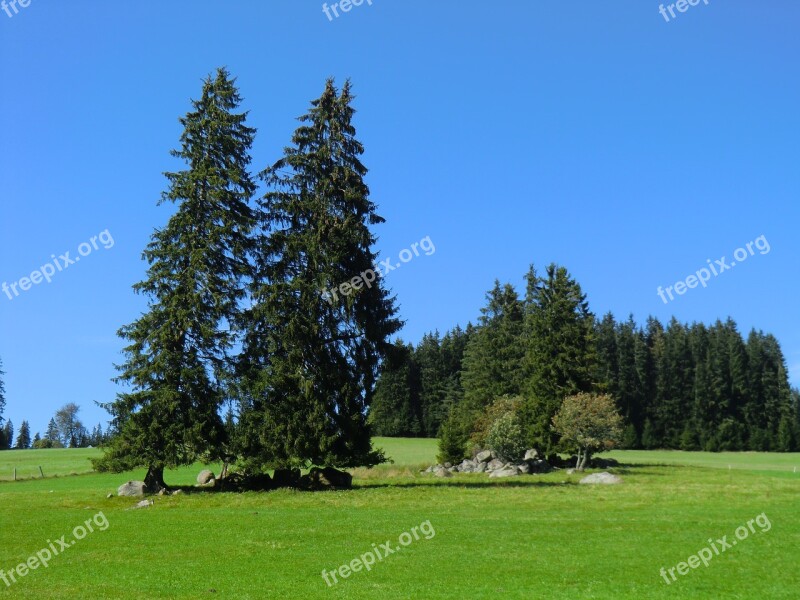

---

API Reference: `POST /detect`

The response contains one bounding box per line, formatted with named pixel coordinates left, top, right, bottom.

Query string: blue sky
left=1, top=1, right=798, bottom=435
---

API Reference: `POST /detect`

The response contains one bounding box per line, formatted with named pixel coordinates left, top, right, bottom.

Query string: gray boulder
left=524, top=449, right=538, bottom=460
left=516, top=463, right=531, bottom=475
left=489, top=468, right=520, bottom=478
left=433, top=466, right=452, bottom=478
left=197, top=470, right=216, bottom=485
left=486, top=459, right=505, bottom=471
left=475, top=450, right=493, bottom=463
left=579, top=472, right=622, bottom=485
left=132, top=499, right=154, bottom=509
left=475, top=461, right=488, bottom=473
left=301, top=467, right=352, bottom=490
left=458, top=459, right=476, bottom=473
left=118, top=481, right=146, bottom=497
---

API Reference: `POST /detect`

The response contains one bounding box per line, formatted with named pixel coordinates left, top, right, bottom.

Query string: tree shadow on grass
left=353, top=479, right=580, bottom=491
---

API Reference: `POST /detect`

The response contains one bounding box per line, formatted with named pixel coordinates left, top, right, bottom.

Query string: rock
left=475, top=450, right=493, bottom=463
left=444, top=462, right=452, bottom=469
left=516, top=463, right=531, bottom=475
left=475, top=462, right=487, bottom=473
left=172, top=489, right=183, bottom=495
left=157, top=488, right=168, bottom=496
left=566, top=468, right=576, bottom=475
left=524, top=449, right=538, bottom=460
left=305, top=467, right=352, bottom=490
left=458, top=459, right=476, bottom=473
left=579, top=472, right=622, bottom=485
left=489, top=468, right=520, bottom=478
left=424, top=465, right=434, bottom=473
left=272, top=468, right=301, bottom=488
left=486, top=459, right=505, bottom=472
left=118, top=481, right=147, bottom=497
left=433, top=466, right=452, bottom=478
left=197, top=470, right=216, bottom=485
left=132, top=499, right=153, bottom=509
left=106, top=493, right=114, bottom=499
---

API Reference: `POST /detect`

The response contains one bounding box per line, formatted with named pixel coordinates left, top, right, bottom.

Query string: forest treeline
left=368, top=266, right=800, bottom=460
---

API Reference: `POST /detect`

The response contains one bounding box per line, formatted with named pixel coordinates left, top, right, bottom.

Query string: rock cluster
left=423, top=450, right=551, bottom=479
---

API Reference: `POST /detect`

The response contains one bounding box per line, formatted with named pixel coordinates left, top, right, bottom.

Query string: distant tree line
left=368, top=266, right=800, bottom=460
left=0, top=362, right=109, bottom=450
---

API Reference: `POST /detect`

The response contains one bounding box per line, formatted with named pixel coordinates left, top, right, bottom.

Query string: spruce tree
left=15, top=420, right=31, bottom=449
left=2, top=421, right=12, bottom=450
left=238, top=79, right=401, bottom=470
left=460, top=281, right=525, bottom=411
left=95, top=68, right=257, bottom=489
left=369, top=341, right=420, bottom=436
left=45, top=418, right=59, bottom=444
left=0, top=357, right=5, bottom=430
left=521, top=264, right=596, bottom=455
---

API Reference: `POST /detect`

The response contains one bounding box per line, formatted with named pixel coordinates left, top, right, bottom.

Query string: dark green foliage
left=15, top=420, right=31, bottom=449
left=96, top=68, right=257, bottom=484
left=237, top=79, right=400, bottom=470
left=521, top=264, right=596, bottom=454
left=622, top=423, right=639, bottom=449
left=437, top=404, right=473, bottom=463
left=641, top=419, right=657, bottom=450
left=777, top=415, right=796, bottom=452
left=0, top=357, right=5, bottom=430
left=369, top=341, right=422, bottom=436
left=460, top=281, right=526, bottom=412
left=369, top=326, right=472, bottom=440
left=45, top=418, right=59, bottom=443
left=2, top=420, right=13, bottom=450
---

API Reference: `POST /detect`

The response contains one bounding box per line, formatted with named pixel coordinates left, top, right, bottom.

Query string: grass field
left=1, top=440, right=799, bottom=598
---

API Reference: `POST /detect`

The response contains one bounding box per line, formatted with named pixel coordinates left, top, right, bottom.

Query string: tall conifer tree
left=238, top=80, right=400, bottom=470
left=96, top=68, right=257, bottom=488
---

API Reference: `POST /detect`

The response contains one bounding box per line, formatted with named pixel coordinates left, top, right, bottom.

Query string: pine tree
left=594, top=313, right=618, bottom=397
left=14, top=420, right=31, bottom=449
left=2, top=420, right=13, bottom=450
left=521, top=264, right=596, bottom=455
left=238, top=79, right=401, bottom=470
left=45, top=418, right=59, bottom=443
left=439, top=283, right=525, bottom=460
left=33, top=432, right=41, bottom=447
left=95, top=68, right=257, bottom=489
left=0, top=357, right=5, bottom=430
left=460, top=281, right=525, bottom=412
left=370, top=341, right=420, bottom=436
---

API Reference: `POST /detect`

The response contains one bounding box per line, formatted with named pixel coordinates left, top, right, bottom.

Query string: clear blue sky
left=1, top=1, right=798, bottom=435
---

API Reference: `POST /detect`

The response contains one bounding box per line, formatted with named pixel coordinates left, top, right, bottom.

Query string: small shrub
left=486, top=412, right=527, bottom=463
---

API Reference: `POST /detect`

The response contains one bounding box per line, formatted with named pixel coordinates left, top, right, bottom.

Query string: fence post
left=39, top=466, right=44, bottom=478
left=13, top=468, right=16, bottom=481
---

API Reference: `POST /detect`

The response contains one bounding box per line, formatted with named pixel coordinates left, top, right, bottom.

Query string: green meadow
left=0, top=440, right=799, bottom=599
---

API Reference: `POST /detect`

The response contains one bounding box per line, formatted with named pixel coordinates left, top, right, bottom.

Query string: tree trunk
left=575, top=448, right=582, bottom=471
left=144, top=464, right=166, bottom=493
left=579, top=449, right=590, bottom=471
